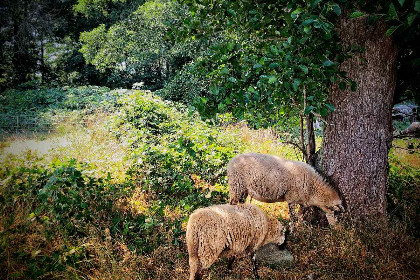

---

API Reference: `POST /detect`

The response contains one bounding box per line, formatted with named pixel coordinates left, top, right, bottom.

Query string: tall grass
left=1, top=89, right=419, bottom=279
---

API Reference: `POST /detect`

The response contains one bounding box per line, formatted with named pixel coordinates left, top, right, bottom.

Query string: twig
left=393, top=132, right=420, bottom=139
left=392, top=145, right=420, bottom=154
left=282, top=140, right=307, bottom=156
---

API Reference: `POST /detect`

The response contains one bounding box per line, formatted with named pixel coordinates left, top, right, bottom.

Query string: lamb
left=186, top=203, right=285, bottom=280
left=227, top=153, right=344, bottom=226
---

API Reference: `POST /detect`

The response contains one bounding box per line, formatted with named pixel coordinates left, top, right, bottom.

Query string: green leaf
left=220, top=67, right=229, bottom=75
left=293, top=79, right=301, bottom=91
left=323, top=60, right=334, bottom=67
left=269, top=62, right=280, bottom=69
left=320, top=107, right=328, bottom=117
left=268, top=76, right=277, bottom=84
left=350, top=81, right=357, bottom=91
left=291, top=8, right=302, bottom=19
left=407, top=13, right=416, bottom=26
left=311, top=0, right=321, bottom=9
left=200, top=97, right=208, bottom=104
left=325, top=103, right=335, bottom=112
left=367, top=15, right=379, bottom=25
left=302, top=18, right=314, bottom=26
left=307, top=95, right=315, bottom=101
left=279, top=107, right=285, bottom=115
left=253, top=63, right=263, bottom=69
left=349, top=11, right=364, bottom=18
left=339, top=81, right=347, bottom=90
left=299, top=65, right=309, bottom=74
left=304, top=105, right=315, bottom=115
left=398, top=0, right=405, bottom=6
left=385, top=25, right=401, bottom=36
left=210, top=84, right=219, bottom=95
left=227, top=41, right=235, bottom=51
left=332, top=4, right=341, bottom=16
left=227, top=9, right=236, bottom=16
left=269, top=45, right=279, bottom=55
left=227, top=77, right=237, bottom=83
left=415, top=0, right=420, bottom=12
left=248, top=86, right=256, bottom=93
left=388, top=3, right=398, bottom=20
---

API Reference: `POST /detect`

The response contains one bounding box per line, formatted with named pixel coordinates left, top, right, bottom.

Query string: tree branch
left=282, top=140, right=307, bottom=156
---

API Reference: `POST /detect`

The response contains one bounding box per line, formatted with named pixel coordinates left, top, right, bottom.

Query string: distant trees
left=78, top=0, right=191, bottom=89
left=0, top=0, right=112, bottom=90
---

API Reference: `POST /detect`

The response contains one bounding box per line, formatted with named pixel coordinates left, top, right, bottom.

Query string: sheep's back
left=187, top=204, right=268, bottom=267
left=228, top=153, right=296, bottom=201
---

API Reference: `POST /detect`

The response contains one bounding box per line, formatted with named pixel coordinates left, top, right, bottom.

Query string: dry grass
left=2, top=119, right=420, bottom=280
left=391, top=139, right=420, bottom=169
left=226, top=122, right=302, bottom=161
left=0, top=113, right=129, bottom=183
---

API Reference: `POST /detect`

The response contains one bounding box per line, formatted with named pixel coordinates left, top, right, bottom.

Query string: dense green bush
left=111, top=90, right=241, bottom=207
left=156, top=63, right=208, bottom=105
left=0, top=159, right=146, bottom=277
left=0, top=90, right=245, bottom=278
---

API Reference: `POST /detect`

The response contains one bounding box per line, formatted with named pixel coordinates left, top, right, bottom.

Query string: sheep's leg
left=189, top=257, right=202, bottom=280
left=288, top=202, right=297, bottom=233
left=227, top=256, right=235, bottom=272
left=251, top=254, right=260, bottom=280
left=297, top=205, right=304, bottom=224
left=278, top=226, right=289, bottom=250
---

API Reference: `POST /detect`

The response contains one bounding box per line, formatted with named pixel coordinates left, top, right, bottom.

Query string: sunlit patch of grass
left=391, top=139, right=420, bottom=169
left=247, top=197, right=291, bottom=221
left=1, top=112, right=130, bottom=183
left=225, top=122, right=304, bottom=161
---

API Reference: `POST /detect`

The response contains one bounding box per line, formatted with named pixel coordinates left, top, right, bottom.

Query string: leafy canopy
left=173, top=0, right=419, bottom=126
left=172, top=0, right=349, bottom=126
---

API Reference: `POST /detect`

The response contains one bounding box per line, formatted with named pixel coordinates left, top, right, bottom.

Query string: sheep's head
left=324, top=198, right=345, bottom=214
left=265, top=217, right=286, bottom=246
left=320, top=197, right=345, bottom=226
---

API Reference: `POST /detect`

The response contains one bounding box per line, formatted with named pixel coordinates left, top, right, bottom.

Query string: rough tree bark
left=305, top=113, right=316, bottom=166
left=322, top=16, right=398, bottom=218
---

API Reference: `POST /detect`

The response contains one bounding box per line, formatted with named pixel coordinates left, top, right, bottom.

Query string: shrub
left=111, top=90, right=241, bottom=209
left=0, top=158, right=165, bottom=278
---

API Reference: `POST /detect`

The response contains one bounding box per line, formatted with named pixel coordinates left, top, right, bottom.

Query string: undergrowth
left=1, top=89, right=419, bottom=279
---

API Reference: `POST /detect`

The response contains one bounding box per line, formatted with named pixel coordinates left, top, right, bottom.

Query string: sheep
left=186, top=203, right=285, bottom=280
left=402, top=122, right=420, bottom=135
left=227, top=153, right=344, bottom=227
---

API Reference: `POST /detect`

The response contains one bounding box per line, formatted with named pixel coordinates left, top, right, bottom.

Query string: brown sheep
left=227, top=153, right=344, bottom=226
left=186, top=203, right=285, bottom=280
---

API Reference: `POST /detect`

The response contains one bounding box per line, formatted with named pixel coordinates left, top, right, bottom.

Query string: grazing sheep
left=402, top=122, right=420, bottom=135
left=228, top=153, right=344, bottom=226
left=186, top=204, right=285, bottom=280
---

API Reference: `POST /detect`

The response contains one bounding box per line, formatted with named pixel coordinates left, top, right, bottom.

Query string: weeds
left=1, top=89, right=419, bottom=279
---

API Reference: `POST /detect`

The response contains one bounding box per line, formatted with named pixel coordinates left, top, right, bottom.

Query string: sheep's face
left=267, top=219, right=286, bottom=246
left=324, top=199, right=344, bottom=215
left=321, top=198, right=344, bottom=226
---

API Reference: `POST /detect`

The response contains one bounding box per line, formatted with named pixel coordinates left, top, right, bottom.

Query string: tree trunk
left=322, top=16, right=397, bottom=219
left=305, top=113, right=316, bottom=166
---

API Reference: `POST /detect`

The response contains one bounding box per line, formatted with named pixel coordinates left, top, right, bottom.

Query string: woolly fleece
left=186, top=203, right=285, bottom=280
left=227, top=153, right=342, bottom=222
